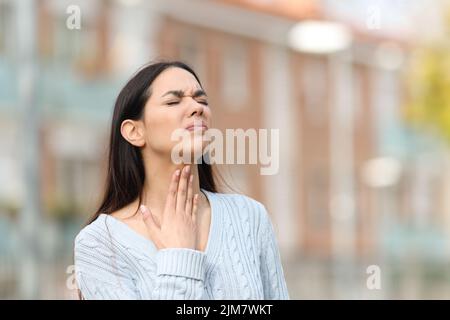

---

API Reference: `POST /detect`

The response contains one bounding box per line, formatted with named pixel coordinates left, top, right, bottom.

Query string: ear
left=120, top=119, right=146, bottom=147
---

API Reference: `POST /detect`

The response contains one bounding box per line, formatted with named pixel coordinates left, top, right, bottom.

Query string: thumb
left=140, top=205, right=160, bottom=233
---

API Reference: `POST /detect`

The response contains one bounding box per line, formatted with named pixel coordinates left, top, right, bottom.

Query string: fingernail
left=186, top=165, right=190, bottom=173
left=175, top=169, right=180, bottom=176
left=139, top=205, right=146, bottom=214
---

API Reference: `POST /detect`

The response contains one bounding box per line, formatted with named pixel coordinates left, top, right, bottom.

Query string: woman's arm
left=258, top=204, right=290, bottom=300
left=151, top=248, right=206, bottom=299
left=74, top=231, right=207, bottom=300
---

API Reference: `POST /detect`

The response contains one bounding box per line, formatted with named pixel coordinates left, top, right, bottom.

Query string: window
left=49, top=125, right=103, bottom=214
left=0, top=3, right=13, bottom=57
left=301, top=57, right=327, bottom=127
left=178, top=31, right=206, bottom=85
left=222, top=39, right=249, bottom=112
left=306, top=169, right=329, bottom=230
left=54, top=156, right=100, bottom=214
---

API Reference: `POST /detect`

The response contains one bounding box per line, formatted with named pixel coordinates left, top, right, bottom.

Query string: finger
left=140, top=205, right=160, bottom=236
left=176, top=165, right=190, bottom=212
left=185, top=174, right=194, bottom=215
left=192, top=194, right=199, bottom=225
left=165, top=169, right=181, bottom=214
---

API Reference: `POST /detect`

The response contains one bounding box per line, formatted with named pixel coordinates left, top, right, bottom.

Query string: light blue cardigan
left=74, top=189, right=290, bottom=299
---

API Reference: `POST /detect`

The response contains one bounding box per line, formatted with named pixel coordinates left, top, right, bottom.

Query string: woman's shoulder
left=205, top=190, right=270, bottom=226
left=207, top=188, right=264, bottom=207
left=213, top=191, right=265, bottom=209
left=73, top=213, right=133, bottom=259
left=75, top=214, right=107, bottom=240
left=73, top=214, right=136, bottom=285
left=74, top=212, right=156, bottom=257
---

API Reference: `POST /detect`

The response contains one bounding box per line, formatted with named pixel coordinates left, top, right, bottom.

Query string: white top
left=74, top=189, right=290, bottom=299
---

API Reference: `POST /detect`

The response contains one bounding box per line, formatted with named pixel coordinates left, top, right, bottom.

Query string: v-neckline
left=99, top=188, right=218, bottom=256
left=199, top=189, right=214, bottom=254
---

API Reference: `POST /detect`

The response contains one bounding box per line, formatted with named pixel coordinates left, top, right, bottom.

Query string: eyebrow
left=161, top=89, right=207, bottom=99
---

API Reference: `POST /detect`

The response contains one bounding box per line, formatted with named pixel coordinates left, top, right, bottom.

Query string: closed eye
left=166, top=101, right=180, bottom=106
left=197, top=100, right=208, bottom=106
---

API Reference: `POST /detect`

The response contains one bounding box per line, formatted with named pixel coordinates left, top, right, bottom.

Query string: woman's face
left=141, top=67, right=212, bottom=161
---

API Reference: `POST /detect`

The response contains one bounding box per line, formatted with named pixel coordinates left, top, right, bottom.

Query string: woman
left=74, top=61, right=289, bottom=299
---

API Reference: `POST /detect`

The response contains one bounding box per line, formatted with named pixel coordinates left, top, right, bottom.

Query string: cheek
left=144, top=110, right=183, bottom=151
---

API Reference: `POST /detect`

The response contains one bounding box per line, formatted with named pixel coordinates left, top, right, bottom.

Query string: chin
left=170, top=135, right=209, bottom=164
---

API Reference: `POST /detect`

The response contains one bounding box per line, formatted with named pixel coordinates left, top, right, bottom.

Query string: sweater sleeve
left=151, top=248, right=206, bottom=299
left=258, top=204, right=290, bottom=300
left=74, top=228, right=207, bottom=300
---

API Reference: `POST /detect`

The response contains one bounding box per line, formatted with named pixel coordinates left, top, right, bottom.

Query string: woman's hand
left=140, top=165, right=199, bottom=250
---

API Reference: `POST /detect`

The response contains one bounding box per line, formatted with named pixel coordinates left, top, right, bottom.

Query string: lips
left=185, top=121, right=208, bottom=131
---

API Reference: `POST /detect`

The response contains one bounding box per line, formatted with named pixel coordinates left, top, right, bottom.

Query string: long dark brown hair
left=86, top=61, right=217, bottom=225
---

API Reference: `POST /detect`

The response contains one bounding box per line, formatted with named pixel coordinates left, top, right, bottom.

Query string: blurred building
left=1, top=0, right=450, bottom=299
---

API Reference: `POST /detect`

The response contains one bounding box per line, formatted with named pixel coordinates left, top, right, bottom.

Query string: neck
left=140, top=154, right=202, bottom=220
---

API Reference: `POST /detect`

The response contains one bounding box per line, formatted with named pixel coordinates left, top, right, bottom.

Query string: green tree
left=405, top=9, right=450, bottom=142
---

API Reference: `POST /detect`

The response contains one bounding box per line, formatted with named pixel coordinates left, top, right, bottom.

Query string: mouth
left=185, top=122, right=208, bottom=131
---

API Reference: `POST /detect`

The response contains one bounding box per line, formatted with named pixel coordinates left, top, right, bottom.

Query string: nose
left=188, top=98, right=204, bottom=117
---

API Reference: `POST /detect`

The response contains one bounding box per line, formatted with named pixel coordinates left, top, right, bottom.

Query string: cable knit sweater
left=74, top=189, right=290, bottom=300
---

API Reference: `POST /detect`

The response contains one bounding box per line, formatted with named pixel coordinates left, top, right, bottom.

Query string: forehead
left=151, top=67, right=201, bottom=96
